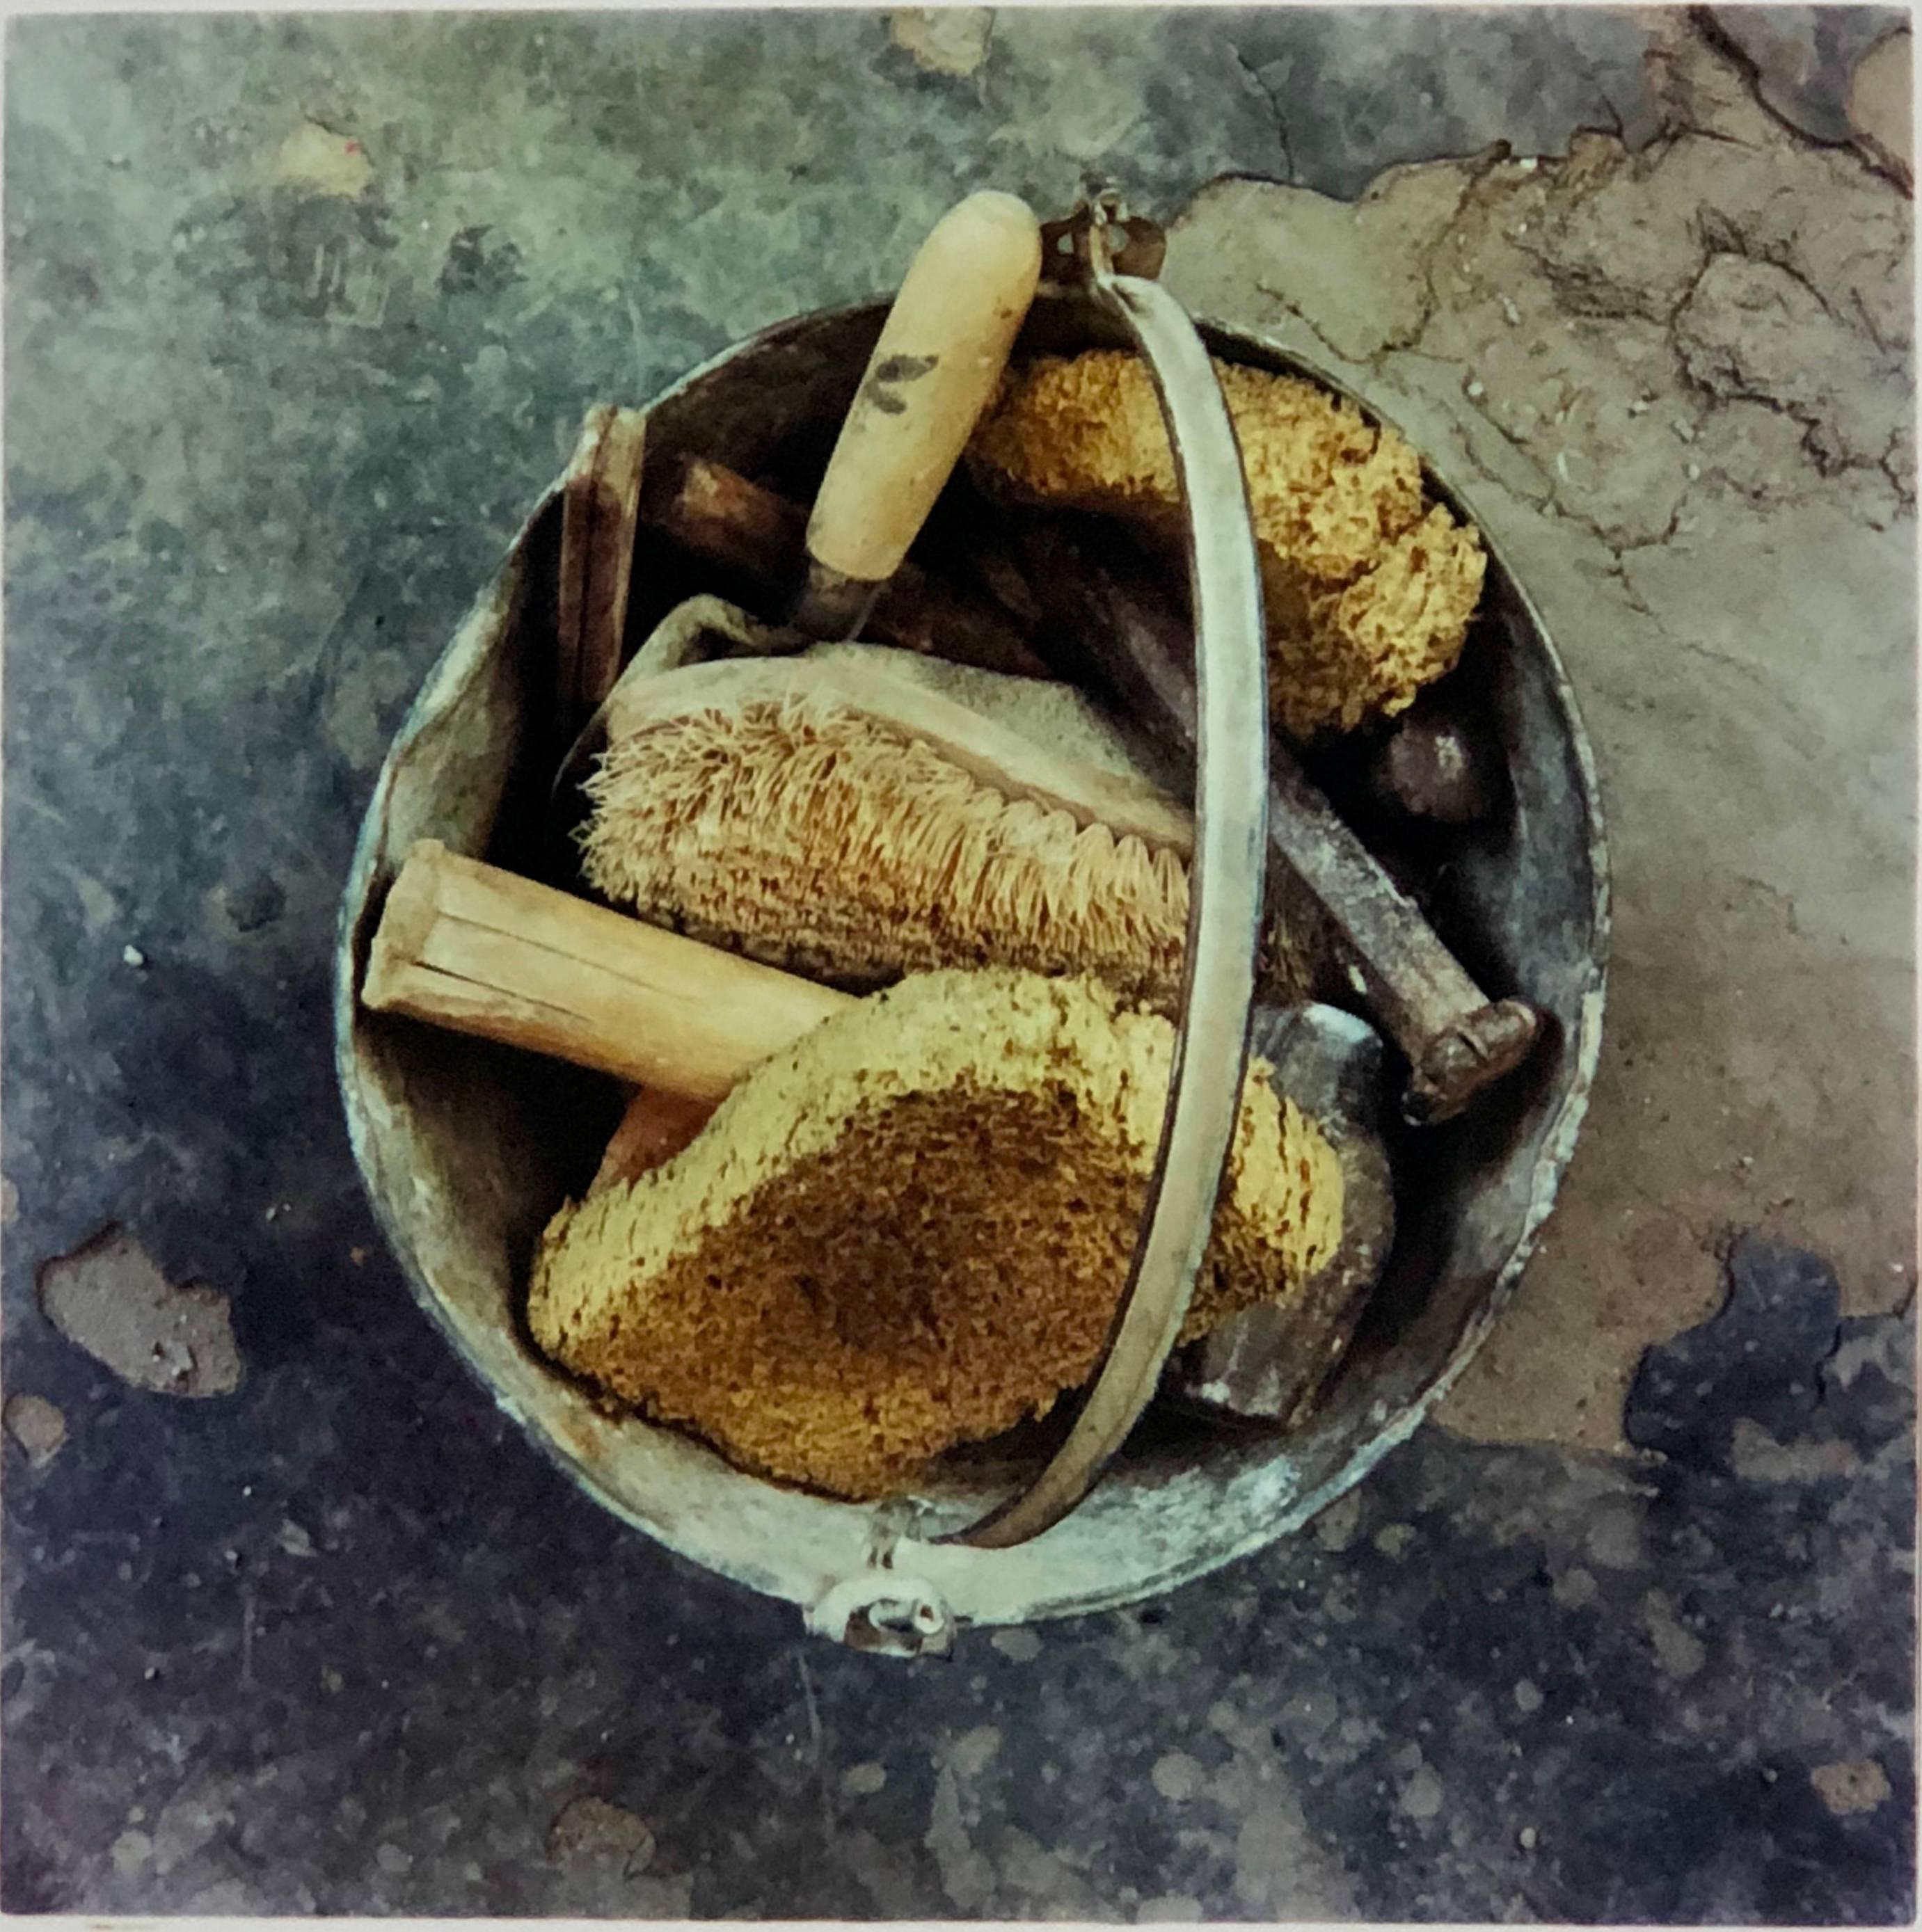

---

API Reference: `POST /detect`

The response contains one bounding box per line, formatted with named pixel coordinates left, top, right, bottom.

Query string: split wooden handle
left=361, top=840, right=851, bottom=1102
left=806, top=191, right=1042, bottom=590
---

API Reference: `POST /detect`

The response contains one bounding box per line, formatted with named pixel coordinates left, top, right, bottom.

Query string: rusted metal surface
left=335, top=297, right=1610, bottom=1643
left=1372, top=711, right=1496, bottom=824
left=1038, top=198, right=1168, bottom=287
left=1169, top=1004, right=1396, bottom=1428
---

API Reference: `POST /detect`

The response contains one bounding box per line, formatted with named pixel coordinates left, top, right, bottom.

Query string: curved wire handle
left=946, top=211, right=1271, bottom=1550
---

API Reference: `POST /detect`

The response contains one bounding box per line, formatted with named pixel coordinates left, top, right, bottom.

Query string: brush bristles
left=580, top=696, right=1196, bottom=1007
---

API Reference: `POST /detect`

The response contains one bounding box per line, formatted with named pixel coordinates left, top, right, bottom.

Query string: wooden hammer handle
left=362, top=841, right=852, bottom=1102
left=642, top=454, right=1051, bottom=678
left=555, top=404, right=648, bottom=737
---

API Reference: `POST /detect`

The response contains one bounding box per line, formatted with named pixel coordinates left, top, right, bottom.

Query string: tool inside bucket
left=355, top=189, right=1552, bottom=1563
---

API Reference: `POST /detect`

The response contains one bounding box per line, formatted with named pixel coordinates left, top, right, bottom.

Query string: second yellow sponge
left=970, top=350, right=1487, bottom=738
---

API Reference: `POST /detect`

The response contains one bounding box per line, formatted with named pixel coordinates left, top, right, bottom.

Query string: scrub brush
left=575, top=645, right=1317, bottom=1011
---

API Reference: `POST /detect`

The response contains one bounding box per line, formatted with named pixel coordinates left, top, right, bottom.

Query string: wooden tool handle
left=643, top=454, right=1051, bottom=677
left=362, top=840, right=852, bottom=1102
left=555, top=404, right=648, bottom=735
left=590, top=1087, right=717, bottom=1195
left=805, top=191, right=1041, bottom=590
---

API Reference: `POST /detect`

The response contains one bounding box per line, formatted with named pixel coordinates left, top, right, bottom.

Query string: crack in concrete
left=1699, top=217, right=1870, bottom=340
left=1227, top=44, right=1294, bottom=184
left=1402, top=147, right=1518, bottom=362
left=1672, top=355, right=1890, bottom=486
left=1848, top=282, right=1897, bottom=358
left=1415, top=347, right=1669, bottom=553
left=1690, top=3, right=1843, bottom=155
left=1646, top=17, right=1773, bottom=153
left=1584, top=83, right=1630, bottom=147
left=1588, top=504, right=1829, bottom=696
left=1504, top=125, right=1910, bottom=513
left=1240, top=143, right=1507, bottom=378
left=1686, top=3, right=1910, bottom=200
left=1875, top=423, right=1916, bottom=509
left=1676, top=119, right=1768, bottom=154
left=1670, top=631, right=1779, bottom=687
left=1666, top=240, right=1721, bottom=327
left=1611, top=501, right=1687, bottom=559
left=1249, top=274, right=1349, bottom=365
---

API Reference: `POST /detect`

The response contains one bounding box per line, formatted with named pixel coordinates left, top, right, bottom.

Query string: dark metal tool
left=1007, top=512, right=1542, bottom=1126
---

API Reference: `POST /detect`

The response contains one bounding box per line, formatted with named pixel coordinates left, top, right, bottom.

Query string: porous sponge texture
left=526, top=968, right=1343, bottom=1500
left=969, top=351, right=1488, bottom=738
left=579, top=694, right=1312, bottom=1009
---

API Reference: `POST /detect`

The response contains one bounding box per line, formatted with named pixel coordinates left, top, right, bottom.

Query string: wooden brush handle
left=805, top=192, right=1041, bottom=591
left=362, top=841, right=852, bottom=1102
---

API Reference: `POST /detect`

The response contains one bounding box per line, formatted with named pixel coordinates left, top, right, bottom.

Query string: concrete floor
left=3, top=6, right=1914, bottom=1919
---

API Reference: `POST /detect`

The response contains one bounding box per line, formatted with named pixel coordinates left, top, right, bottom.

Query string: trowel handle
left=802, top=192, right=1041, bottom=614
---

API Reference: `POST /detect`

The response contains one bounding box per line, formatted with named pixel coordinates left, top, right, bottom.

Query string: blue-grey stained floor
left=3, top=8, right=1913, bottom=1919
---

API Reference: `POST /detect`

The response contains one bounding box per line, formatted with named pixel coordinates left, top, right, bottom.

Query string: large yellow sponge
left=527, top=968, right=1343, bottom=1500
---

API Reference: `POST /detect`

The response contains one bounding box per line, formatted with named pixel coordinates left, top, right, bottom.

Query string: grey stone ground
left=3, top=7, right=1914, bottom=1920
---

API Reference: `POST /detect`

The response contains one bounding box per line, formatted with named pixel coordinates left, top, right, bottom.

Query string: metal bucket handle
left=948, top=196, right=1271, bottom=1549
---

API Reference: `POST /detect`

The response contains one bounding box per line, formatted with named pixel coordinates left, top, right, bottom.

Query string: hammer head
left=1166, top=1003, right=1397, bottom=1429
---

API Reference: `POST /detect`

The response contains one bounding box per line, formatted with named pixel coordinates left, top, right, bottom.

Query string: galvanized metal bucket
left=333, top=292, right=1609, bottom=1652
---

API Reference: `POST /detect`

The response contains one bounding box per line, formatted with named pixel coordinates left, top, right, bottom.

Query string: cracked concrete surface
left=1706, top=5, right=1898, bottom=150
left=1847, top=28, right=1914, bottom=192
left=1167, top=18, right=1915, bottom=1451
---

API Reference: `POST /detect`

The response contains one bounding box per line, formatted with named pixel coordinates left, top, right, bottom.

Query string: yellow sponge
left=969, top=350, right=1487, bottom=738
left=527, top=968, right=1343, bottom=1501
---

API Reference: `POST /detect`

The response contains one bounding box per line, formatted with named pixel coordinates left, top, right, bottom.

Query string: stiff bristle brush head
left=578, top=650, right=1314, bottom=1011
